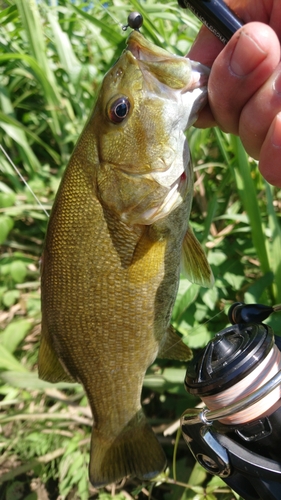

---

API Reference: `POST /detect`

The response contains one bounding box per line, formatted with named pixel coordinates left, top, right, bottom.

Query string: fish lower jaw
left=182, top=59, right=210, bottom=94
left=138, top=172, right=187, bottom=225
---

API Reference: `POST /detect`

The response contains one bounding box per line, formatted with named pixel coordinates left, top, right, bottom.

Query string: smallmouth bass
left=38, top=31, right=213, bottom=487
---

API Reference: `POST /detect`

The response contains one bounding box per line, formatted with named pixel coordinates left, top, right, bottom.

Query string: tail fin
left=89, top=411, right=166, bottom=488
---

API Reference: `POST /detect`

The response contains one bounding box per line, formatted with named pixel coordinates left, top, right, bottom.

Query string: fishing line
left=163, top=309, right=224, bottom=357
left=1, top=6, right=141, bottom=221
left=0, top=144, right=49, bottom=218
left=0, top=6, right=121, bottom=222
left=100, top=1, right=126, bottom=31
left=100, top=2, right=143, bottom=32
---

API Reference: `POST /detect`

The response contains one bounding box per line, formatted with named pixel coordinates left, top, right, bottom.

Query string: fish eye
left=107, top=96, right=130, bottom=124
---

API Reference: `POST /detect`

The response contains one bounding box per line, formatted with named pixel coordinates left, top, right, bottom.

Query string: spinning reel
left=181, top=302, right=281, bottom=500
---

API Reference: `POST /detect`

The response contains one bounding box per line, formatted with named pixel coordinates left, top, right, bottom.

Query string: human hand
left=187, top=0, right=281, bottom=187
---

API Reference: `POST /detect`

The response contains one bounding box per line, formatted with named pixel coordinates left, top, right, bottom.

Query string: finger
left=239, top=62, right=281, bottom=159
left=224, top=0, right=281, bottom=40
left=233, top=0, right=281, bottom=40
left=187, top=25, right=224, bottom=67
left=208, top=23, right=280, bottom=135
left=259, top=113, right=281, bottom=187
left=187, top=27, right=224, bottom=128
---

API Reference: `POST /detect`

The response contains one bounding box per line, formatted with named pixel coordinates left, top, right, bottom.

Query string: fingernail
left=230, top=31, right=267, bottom=77
left=273, top=71, right=281, bottom=95
left=271, top=113, right=281, bottom=148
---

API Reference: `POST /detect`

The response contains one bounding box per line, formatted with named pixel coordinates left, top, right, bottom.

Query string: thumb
left=259, top=113, right=281, bottom=187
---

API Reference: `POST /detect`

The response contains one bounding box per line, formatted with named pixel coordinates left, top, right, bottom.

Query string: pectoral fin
left=158, top=325, right=192, bottom=361
left=181, top=226, right=214, bottom=288
left=38, top=322, right=75, bottom=383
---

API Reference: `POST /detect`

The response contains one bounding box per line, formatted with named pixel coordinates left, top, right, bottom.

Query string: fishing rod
left=177, top=1, right=281, bottom=499
left=178, top=0, right=244, bottom=45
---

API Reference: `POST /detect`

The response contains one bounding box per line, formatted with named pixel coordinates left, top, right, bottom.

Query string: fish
left=38, top=30, right=213, bottom=487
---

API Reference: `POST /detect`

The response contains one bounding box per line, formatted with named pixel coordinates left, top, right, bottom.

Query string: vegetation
left=1, top=0, right=281, bottom=499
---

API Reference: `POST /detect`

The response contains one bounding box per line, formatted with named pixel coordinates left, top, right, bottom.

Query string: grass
left=1, top=0, right=281, bottom=499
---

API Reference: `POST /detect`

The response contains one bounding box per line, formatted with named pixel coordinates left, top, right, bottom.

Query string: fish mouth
left=125, top=31, right=209, bottom=192
left=141, top=170, right=188, bottom=224
left=126, top=31, right=209, bottom=93
left=127, top=31, right=176, bottom=62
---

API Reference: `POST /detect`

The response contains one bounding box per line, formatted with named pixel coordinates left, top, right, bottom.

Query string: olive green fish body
left=39, top=31, right=212, bottom=487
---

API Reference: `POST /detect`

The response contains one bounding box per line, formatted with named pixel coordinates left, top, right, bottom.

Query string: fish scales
left=39, top=31, right=213, bottom=487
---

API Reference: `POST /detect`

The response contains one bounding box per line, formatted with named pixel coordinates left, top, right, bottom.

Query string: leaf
left=10, top=260, right=27, bottom=283
left=224, top=271, right=245, bottom=290
left=200, top=287, right=218, bottom=310
left=1, top=319, right=33, bottom=353
left=161, top=367, right=187, bottom=385
left=6, top=481, right=25, bottom=500
left=0, top=214, right=14, bottom=244
left=0, top=4, right=18, bottom=25
left=0, top=192, right=16, bottom=208
left=0, top=371, right=80, bottom=390
left=188, top=461, right=207, bottom=488
left=2, top=289, right=20, bottom=307
left=182, top=323, right=211, bottom=349
left=24, top=493, right=37, bottom=500
left=0, top=345, right=28, bottom=372
left=206, top=475, right=227, bottom=490
left=173, top=279, right=200, bottom=324
left=244, top=272, right=274, bottom=303
left=208, top=251, right=227, bottom=267
left=77, top=473, right=89, bottom=500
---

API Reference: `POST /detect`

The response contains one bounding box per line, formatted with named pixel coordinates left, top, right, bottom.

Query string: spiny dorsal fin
left=181, top=226, right=214, bottom=288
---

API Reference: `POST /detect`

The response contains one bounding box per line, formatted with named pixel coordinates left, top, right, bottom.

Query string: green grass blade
left=70, top=3, right=124, bottom=45
left=265, top=182, right=281, bottom=302
left=201, top=194, right=218, bottom=244
left=0, top=111, right=60, bottom=164
left=0, top=53, right=57, bottom=103
left=15, top=0, right=60, bottom=95
left=47, top=10, right=82, bottom=84
left=14, top=0, right=67, bottom=140
left=231, top=136, right=271, bottom=275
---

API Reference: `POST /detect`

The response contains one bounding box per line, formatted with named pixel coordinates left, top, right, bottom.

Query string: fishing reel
left=181, top=302, right=281, bottom=500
